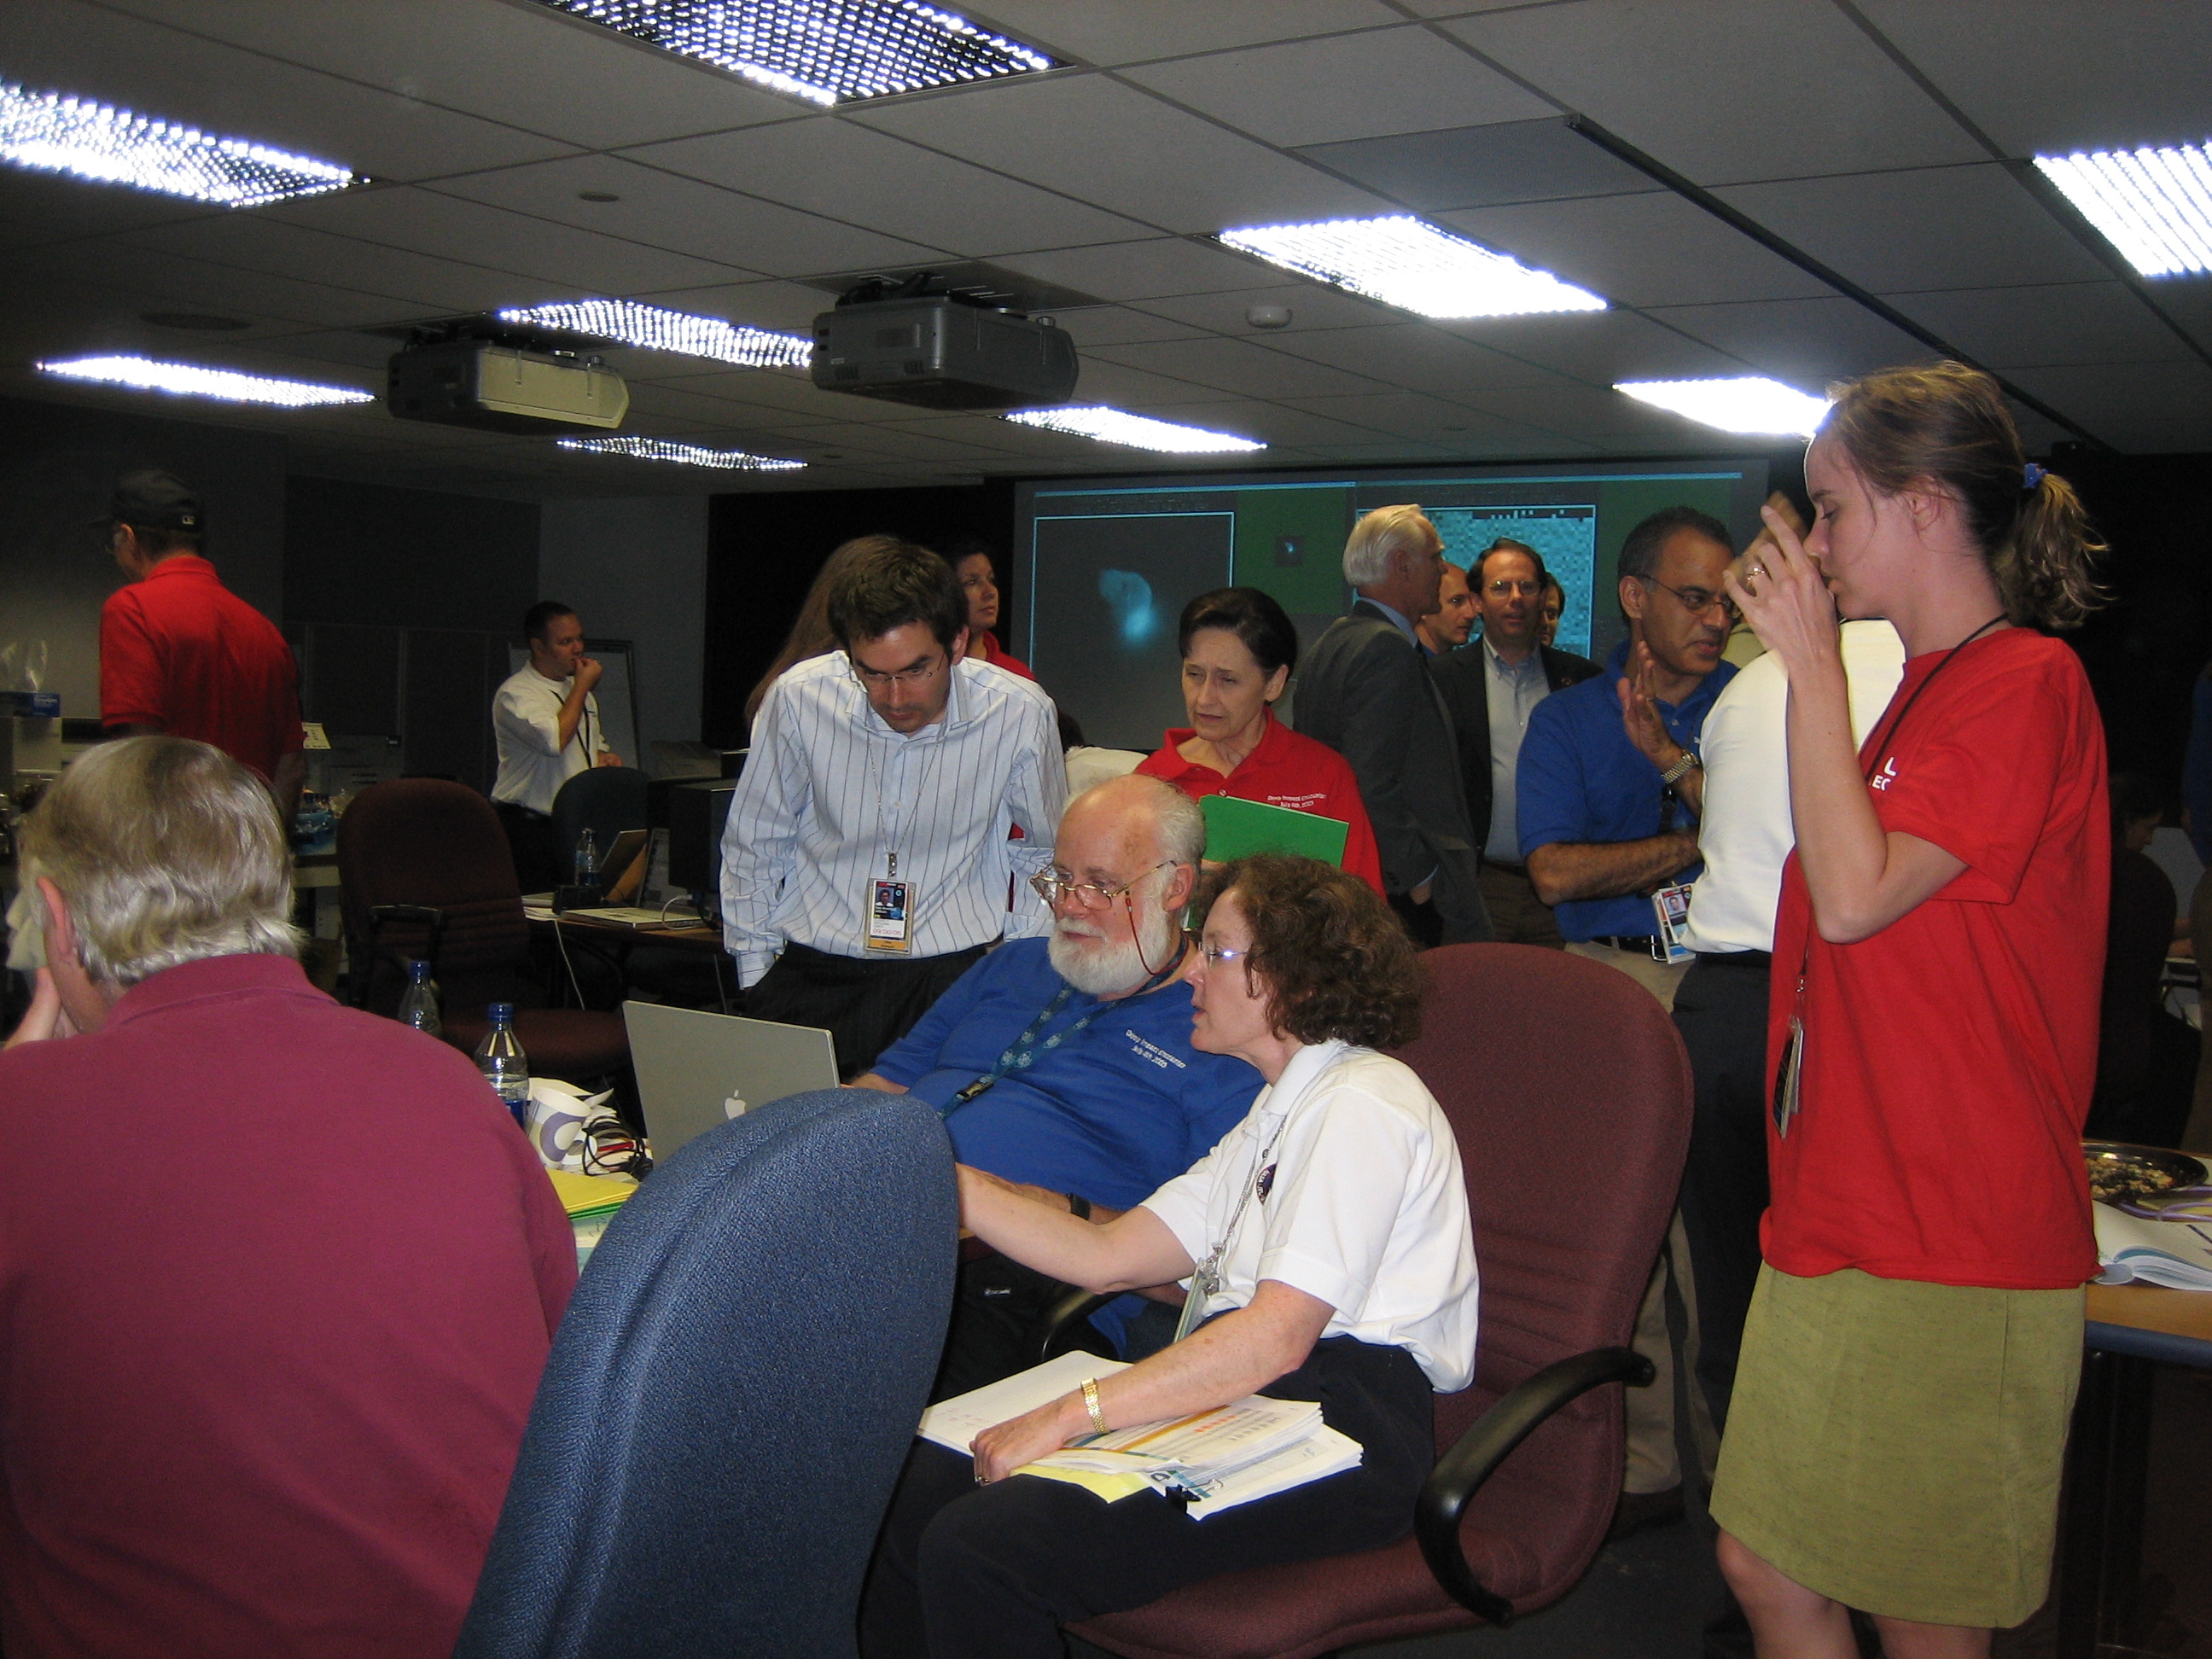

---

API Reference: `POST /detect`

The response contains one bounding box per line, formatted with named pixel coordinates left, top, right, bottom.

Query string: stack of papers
left=919, top=1351, right=1362, bottom=1519
left=2094, top=1204, right=2212, bottom=1289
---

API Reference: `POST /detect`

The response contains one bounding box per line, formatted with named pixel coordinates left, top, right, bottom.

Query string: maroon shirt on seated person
left=0, top=953, right=576, bottom=1659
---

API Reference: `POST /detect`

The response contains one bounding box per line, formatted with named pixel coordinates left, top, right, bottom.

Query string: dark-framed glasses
left=1029, top=859, right=1176, bottom=911
left=1641, top=576, right=1741, bottom=626
left=851, top=654, right=948, bottom=690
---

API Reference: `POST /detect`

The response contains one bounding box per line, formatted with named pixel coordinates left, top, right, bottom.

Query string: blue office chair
left=454, top=1089, right=958, bottom=1659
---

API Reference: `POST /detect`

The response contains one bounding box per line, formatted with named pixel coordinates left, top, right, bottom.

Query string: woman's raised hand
left=1726, top=500, right=1838, bottom=675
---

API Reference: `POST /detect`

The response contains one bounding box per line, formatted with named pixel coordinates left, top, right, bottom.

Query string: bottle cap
left=408, top=958, right=430, bottom=981
left=488, top=1001, right=515, bottom=1022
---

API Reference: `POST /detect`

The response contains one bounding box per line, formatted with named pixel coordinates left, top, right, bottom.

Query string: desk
left=2059, top=1284, right=2212, bottom=1657
left=529, top=911, right=734, bottom=1014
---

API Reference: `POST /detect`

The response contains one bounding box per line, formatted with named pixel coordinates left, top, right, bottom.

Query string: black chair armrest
left=1038, top=1287, right=1119, bottom=1364
left=355, top=904, right=445, bottom=1010
left=1413, top=1345, right=1656, bottom=1627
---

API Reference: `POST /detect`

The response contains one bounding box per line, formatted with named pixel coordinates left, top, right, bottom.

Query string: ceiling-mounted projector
left=387, top=319, right=629, bottom=434
left=811, top=275, right=1077, bottom=410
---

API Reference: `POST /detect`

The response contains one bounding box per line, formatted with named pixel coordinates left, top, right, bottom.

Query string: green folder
left=1199, top=794, right=1352, bottom=869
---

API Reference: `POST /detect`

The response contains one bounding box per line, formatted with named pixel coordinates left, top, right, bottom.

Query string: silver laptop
left=622, top=1001, right=841, bottom=1162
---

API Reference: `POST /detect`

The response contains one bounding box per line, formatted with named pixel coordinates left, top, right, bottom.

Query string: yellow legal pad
left=546, top=1168, right=637, bottom=1220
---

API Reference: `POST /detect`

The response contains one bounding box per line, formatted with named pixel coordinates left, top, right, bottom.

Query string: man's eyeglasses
left=1029, top=860, right=1177, bottom=911
left=1483, top=579, right=1542, bottom=598
left=1641, top=577, right=1741, bottom=626
left=852, top=655, right=947, bottom=690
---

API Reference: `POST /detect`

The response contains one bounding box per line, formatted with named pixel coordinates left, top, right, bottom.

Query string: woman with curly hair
left=862, top=854, right=1478, bottom=1659
left=1714, top=361, right=2107, bottom=1658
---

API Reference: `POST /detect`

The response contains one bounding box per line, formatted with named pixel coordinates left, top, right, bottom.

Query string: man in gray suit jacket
left=1292, top=505, right=1492, bottom=946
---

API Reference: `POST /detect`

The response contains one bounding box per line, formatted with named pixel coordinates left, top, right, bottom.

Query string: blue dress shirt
left=1516, top=641, right=1737, bottom=940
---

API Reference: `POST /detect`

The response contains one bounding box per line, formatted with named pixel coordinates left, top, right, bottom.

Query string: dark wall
left=283, top=475, right=541, bottom=790
left=2051, top=451, right=2212, bottom=807
left=0, top=394, right=286, bottom=721
left=702, top=479, right=1016, bottom=748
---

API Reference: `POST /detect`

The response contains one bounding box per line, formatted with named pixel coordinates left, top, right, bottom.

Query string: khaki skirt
left=1708, top=1264, right=2082, bottom=1629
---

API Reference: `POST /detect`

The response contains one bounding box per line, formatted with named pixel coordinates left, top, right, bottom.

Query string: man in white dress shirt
left=491, top=601, right=621, bottom=890
left=1674, top=614, right=1905, bottom=1435
left=723, top=541, right=1065, bottom=1077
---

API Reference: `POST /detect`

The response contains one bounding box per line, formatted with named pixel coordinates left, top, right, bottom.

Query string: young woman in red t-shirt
left=1134, top=588, right=1386, bottom=898
left=1714, top=362, right=2107, bottom=1658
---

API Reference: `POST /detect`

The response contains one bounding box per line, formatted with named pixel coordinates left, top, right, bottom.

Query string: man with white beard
left=855, top=774, right=1260, bottom=1396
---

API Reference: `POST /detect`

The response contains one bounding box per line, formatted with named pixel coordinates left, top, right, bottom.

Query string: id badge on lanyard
left=865, top=853, right=915, bottom=954
left=1650, top=882, right=1695, bottom=965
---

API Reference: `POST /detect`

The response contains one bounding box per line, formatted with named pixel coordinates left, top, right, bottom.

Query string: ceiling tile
left=1264, top=323, right=1580, bottom=396
left=1040, top=306, right=1208, bottom=347
left=1062, top=357, right=1224, bottom=408
left=1132, top=285, right=1398, bottom=336
left=1435, top=309, right=1749, bottom=384
left=1121, top=26, right=1551, bottom=147
left=1439, top=193, right=1836, bottom=306
left=626, top=118, right=1151, bottom=258
left=1086, top=337, right=1394, bottom=399
left=629, top=278, right=835, bottom=335
left=0, top=0, right=577, bottom=183
left=1299, top=118, right=1660, bottom=212
left=96, top=0, right=805, bottom=149
left=622, top=374, right=847, bottom=426
left=1106, top=399, right=1388, bottom=449
left=429, top=154, right=943, bottom=277
left=1441, top=0, right=1987, bottom=184
left=1640, top=296, right=1941, bottom=386
left=847, top=74, right=1389, bottom=234
left=1452, top=382, right=1738, bottom=442
left=2002, top=362, right=2212, bottom=448
left=1712, top=166, right=2111, bottom=294
left=0, top=169, right=219, bottom=251
left=117, top=214, right=555, bottom=317
left=1277, top=392, right=1568, bottom=446
left=997, top=238, right=1296, bottom=303
left=262, top=187, right=755, bottom=295
left=0, top=241, right=413, bottom=335
left=1854, top=0, right=2212, bottom=156
left=1883, top=282, right=2196, bottom=370
left=962, top=2, right=1405, bottom=67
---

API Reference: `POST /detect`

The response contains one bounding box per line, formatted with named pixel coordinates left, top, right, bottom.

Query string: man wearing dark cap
left=99, top=470, right=306, bottom=817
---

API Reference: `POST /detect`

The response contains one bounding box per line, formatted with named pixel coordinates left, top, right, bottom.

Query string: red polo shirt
left=1137, top=711, right=1387, bottom=897
left=0, top=954, right=576, bottom=1658
left=100, top=555, right=303, bottom=780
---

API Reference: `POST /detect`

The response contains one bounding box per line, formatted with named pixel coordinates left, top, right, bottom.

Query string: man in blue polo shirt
left=1516, top=503, right=1738, bottom=1537
left=855, top=773, right=1256, bottom=1397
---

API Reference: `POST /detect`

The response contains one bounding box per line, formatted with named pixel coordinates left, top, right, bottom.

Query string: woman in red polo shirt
left=1713, top=363, right=2107, bottom=1656
left=1136, top=588, right=1384, bottom=898
left=952, top=544, right=1033, bottom=681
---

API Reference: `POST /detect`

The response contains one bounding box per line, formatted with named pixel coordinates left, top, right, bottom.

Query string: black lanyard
left=942, top=954, right=1186, bottom=1118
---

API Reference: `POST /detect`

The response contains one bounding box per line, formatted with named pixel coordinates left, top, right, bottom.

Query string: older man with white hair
left=0, top=736, right=575, bottom=1659
left=854, top=772, right=1260, bottom=1396
left=1293, top=504, right=1492, bottom=946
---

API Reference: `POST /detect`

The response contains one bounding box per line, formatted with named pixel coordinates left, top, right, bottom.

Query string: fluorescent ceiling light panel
left=558, top=436, right=806, bottom=470
left=1615, top=376, right=1830, bottom=438
left=0, top=82, right=358, bottom=207
left=1003, top=407, right=1266, bottom=454
left=2034, top=140, right=2212, bottom=276
left=497, top=299, right=811, bottom=368
left=525, top=0, right=1056, bottom=106
left=1217, top=215, right=1606, bottom=319
left=38, top=355, right=375, bottom=409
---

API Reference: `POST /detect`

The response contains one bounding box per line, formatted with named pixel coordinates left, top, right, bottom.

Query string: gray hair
left=18, top=736, right=300, bottom=987
left=1342, top=504, right=1438, bottom=587
left=1062, top=772, right=1207, bottom=870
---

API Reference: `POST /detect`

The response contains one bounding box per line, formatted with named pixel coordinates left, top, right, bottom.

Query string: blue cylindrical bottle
left=395, top=958, right=441, bottom=1039
left=474, top=1002, right=530, bottom=1128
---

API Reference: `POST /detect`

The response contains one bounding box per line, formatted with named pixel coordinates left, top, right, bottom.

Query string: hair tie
left=2023, top=462, right=2046, bottom=491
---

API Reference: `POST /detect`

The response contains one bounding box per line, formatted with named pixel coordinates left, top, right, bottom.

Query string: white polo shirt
left=491, top=664, right=603, bottom=815
left=1678, top=620, right=1906, bottom=955
left=1141, top=1040, right=1479, bottom=1392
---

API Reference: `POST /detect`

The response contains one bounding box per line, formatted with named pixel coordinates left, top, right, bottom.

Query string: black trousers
left=746, top=939, right=988, bottom=1080
left=1671, top=951, right=1772, bottom=1438
left=859, top=1336, right=1435, bottom=1659
left=492, top=800, right=562, bottom=894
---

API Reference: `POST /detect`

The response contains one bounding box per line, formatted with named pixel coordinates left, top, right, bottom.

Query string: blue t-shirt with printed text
left=1516, top=641, right=1736, bottom=940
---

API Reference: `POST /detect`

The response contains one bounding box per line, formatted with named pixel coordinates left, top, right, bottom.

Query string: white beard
left=1048, top=906, right=1179, bottom=997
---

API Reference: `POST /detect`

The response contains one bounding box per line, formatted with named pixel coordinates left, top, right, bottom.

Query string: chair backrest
left=335, top=778, right=531, bottom=1012
left=550, top=766, right=651, bottom=878
left=1392, top=946, right=1691, bottom=1575
left=454, top=1089, right=957, bottom=1659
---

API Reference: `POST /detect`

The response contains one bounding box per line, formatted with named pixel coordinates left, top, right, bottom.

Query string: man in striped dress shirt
left=721, top=542, right=1066, bottom=1076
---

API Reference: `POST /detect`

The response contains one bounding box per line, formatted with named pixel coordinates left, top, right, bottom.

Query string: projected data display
left=1019, top=462, right=1766, bottom=753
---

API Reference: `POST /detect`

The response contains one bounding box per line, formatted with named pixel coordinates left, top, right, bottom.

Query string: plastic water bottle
left=573, top=827, right=598, bottom=888
left=476, top=1002, right=531, bottom=1128
left=395, top=957, right=441, bottom=1039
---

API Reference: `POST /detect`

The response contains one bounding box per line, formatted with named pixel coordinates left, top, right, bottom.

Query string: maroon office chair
left=1066, top=943, right=1693, bottom=1659
left=335, top=778, right=629, bottom=1086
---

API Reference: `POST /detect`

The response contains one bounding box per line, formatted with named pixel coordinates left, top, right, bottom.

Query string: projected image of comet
left=1099, top=569, right=1158, bottom=647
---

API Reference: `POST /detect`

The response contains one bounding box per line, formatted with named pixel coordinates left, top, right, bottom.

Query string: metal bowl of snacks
left=2083, top=1141, right=2209, bottom=1206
